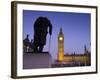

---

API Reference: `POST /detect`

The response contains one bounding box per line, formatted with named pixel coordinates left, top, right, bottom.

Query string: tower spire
left=59, top=27, right=63, bottom=34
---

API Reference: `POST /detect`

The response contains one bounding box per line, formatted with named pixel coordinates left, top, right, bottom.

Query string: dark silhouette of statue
left=23, top=34, right=30, bottom=47
left=33, top=16, right=52, bottom=53
left=23, top=35, right=34, bottom=52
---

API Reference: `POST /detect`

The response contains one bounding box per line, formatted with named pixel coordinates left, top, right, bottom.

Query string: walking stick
left=49, top=35, right=51, bottom=53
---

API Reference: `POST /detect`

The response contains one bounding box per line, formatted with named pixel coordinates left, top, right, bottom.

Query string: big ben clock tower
left=58, top=27, right=64, bottom=62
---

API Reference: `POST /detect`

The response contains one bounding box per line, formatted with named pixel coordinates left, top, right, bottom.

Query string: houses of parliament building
left=57, top=28, right=91, bottom=66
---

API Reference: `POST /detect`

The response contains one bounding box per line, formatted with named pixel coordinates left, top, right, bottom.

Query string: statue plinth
left=23, top=52, right=52, bottom=69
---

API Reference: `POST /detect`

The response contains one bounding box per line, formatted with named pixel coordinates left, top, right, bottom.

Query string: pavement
left=23, top=52, right=52, bottom=69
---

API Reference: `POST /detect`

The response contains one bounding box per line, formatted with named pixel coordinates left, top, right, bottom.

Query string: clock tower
left=58, top=27, right=64, bottom=62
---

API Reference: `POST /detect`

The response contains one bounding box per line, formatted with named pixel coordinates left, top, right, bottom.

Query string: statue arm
left=34, top=20, right=38, bottom=31
left=48, top=20, right=52, bottom=35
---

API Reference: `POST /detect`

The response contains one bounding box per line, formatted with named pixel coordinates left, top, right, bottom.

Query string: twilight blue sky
left=23, top=10, right=91, bottom=59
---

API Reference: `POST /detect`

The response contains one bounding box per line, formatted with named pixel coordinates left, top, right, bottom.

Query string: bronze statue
left=23, top=34, right=30, bottom=47
left=33, top=16, right=52, bottom=53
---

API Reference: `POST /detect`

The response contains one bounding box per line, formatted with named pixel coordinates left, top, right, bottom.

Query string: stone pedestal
left=23, top=52, right=52, bottom=69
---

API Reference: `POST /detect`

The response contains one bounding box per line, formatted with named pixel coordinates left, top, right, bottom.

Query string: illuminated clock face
left=59, top=37, right=63, bottom=41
